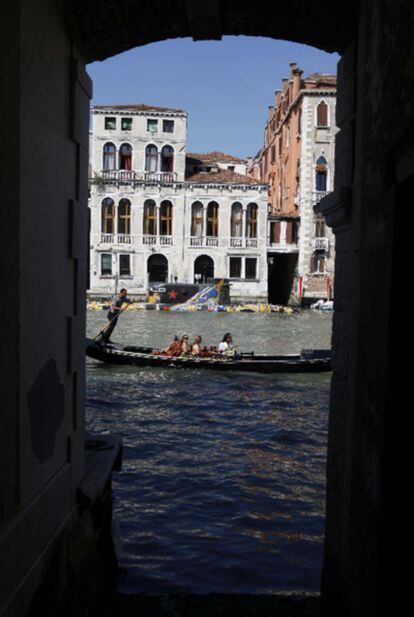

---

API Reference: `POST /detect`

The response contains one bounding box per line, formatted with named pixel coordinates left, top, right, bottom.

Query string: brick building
left=251, top=63, right=337, bottom=304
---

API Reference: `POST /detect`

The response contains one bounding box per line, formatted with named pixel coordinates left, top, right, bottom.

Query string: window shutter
left=317, top=102, right=328, bottom=127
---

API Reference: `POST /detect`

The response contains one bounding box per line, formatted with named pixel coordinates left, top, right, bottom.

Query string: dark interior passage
left=268, top=254, right=298, bottom=305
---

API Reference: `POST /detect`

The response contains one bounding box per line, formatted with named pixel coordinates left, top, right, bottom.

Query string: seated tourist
left=218, top=333, right=235, bottom=356
left=191, top=335, right=202, bottom=355
left=180, top=334, right=192, bottom=355
left=163, top=335, right=181, bottom=356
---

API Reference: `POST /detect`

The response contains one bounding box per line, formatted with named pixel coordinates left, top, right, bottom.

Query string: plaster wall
left=92, top=109, right=188, bottom=181
left=89, top=182, right=268, bottom=300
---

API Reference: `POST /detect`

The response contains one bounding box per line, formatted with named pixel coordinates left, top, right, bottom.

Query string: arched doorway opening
left=147, top=253, right=168, bottom=283
left=194, top=254, right=214, bottom=283
left=10, top=1, right=408, bottom=613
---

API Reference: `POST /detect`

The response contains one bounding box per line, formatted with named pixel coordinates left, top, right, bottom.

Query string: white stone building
left=89, top=105, right=269, bottom=302
left=297, top=80, right=337, bottom=302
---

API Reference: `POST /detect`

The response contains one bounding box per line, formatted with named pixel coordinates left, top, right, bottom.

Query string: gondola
left=86, top=339, right=331, bottom=373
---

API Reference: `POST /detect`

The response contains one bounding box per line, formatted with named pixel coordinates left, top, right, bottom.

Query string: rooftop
left=186, top=151, right=246, bottom=164
left=304, top=73, right=337, bottom=87
left=93, top=103, right=187, bottom=114
left=185, top=169, right=262, bottom=185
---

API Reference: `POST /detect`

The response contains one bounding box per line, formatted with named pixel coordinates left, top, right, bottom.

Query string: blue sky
left=88, top=36, right=339, bottom=158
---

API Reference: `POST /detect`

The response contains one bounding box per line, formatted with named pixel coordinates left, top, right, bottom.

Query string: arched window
left=118, top=199, right=131, bottom=235
left=191, top=202, right=203, bottom=238
left=160, top=200, right=173, bottom=236
left=315, top=155, right=328, bottom=191
left=316, top=101, right=329, bottom=127
left=101, top=198, right=115, bottom=234
left=231, top=202, right=243, bottom=237
left=246, top=203, right=258, bottom=238
left=160, top=145, right=174, bottom=172
left=207, top=202, right=219, bottom=237
left=148, top=254, right=168, bottom=283
left=143, top=199, right=157, bottom=236
left=103, top=142, right=116, bottom=171
left=145, top=144, right=158, bottom=172
left=119, top=143, right=132, bottom=170
left=194, top=255, right=214, bottom=284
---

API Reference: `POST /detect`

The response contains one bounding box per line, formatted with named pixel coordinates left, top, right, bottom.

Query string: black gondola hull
left=86, top=340, right=331, bottom=373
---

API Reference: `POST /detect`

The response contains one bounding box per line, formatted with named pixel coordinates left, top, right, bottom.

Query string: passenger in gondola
left=218, top=333, right=235, bottom=356
left=163, top=335, right=181, bottom=356
left=191, top=335, right=202, bottom=356
left=180, top=334, right=192, bottom=355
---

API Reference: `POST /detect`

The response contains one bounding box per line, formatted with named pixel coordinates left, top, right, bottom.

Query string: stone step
left=101, top=593, right=320, bottom=617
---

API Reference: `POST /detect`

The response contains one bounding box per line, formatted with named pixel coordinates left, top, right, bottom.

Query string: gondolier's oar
left=91, top=302, right=130, bottom=342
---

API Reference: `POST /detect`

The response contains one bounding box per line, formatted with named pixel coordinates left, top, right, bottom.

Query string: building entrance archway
left=147, top=254, right=168, bottom=283
left=194, top=255, right=214, bottom=283
left=4, top=2, right=412, bottom=615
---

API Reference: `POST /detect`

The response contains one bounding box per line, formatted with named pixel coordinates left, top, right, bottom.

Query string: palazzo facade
left=89, top=105, right=269, bottom=302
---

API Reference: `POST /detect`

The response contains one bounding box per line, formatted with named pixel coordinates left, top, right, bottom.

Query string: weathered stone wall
left=2, top=1, right=413, bottom=615
left=0, top=1, right=108, bottom=614
left=299, top=92, right=337, bottom=300
left=319, top=2, right=414, bottom=614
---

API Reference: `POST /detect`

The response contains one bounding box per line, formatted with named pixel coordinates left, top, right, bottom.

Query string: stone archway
left=4, top=2, right=414, bottom=616
left=194, top=254, right=214, bottom=283
left=72, top=1, right=357, bottom=62
left=147, top=254, right=168, bottom=283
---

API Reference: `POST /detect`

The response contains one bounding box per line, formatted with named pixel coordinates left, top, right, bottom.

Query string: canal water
left=86, top=309, right=332, bottom=595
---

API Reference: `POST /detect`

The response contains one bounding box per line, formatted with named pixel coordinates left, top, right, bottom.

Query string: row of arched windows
left=102, top=143, right=174, bottom=172
left=102, top=198, right=131, bottom=235
left=100, top=199, right=259, bottom=238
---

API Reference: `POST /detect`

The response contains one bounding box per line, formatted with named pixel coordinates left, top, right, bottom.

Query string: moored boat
left=86, top=339, right=331, bottom=373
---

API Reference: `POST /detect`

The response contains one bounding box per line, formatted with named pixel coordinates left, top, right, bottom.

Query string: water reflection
left=86, top=310, right=332, bottom=594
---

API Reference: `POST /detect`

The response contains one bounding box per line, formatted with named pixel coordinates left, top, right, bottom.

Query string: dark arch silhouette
left=194, top=254, right=214, bottom=283
left=147, top=254, right=168, bottom=283
left=72, top=2, right=356, bottom=63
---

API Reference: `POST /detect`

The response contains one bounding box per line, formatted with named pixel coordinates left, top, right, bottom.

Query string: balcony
left=97, top=234, right=173, bottom=247
left=229, top=237, right=258, bottom=248
left=314, top=237, right=330, bottom=251
left=97, top=170, right=178, bottom=184
left=144, top=172, right=177, bottom=183
left=143, top=234, right=174, bottom=246
left=101, top=169, right=136, bottom=182
left=100, top=233, right=132, bottom=244
left=190, top=237, right=204, bottom=247
left=312, top=191, right=329, bottom=204
left=142, top=235, right=157, bottom=246
left=246, top=238, right=258, bottom=248
left=230, top=238, right=243, bottom=248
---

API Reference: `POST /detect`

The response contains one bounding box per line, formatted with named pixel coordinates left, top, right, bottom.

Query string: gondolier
left=101, top=288, right=132, bottom=344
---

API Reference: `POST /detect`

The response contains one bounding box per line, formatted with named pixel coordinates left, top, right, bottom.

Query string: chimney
left=268, top=105, right=274, bottom=118
left=275, top=90, right=282, bottom=108
left=282, top=78, right=289, bottom=94
left=292, top=64, right=303, bottom=99
left=289, top=62, right=297, bottom=78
